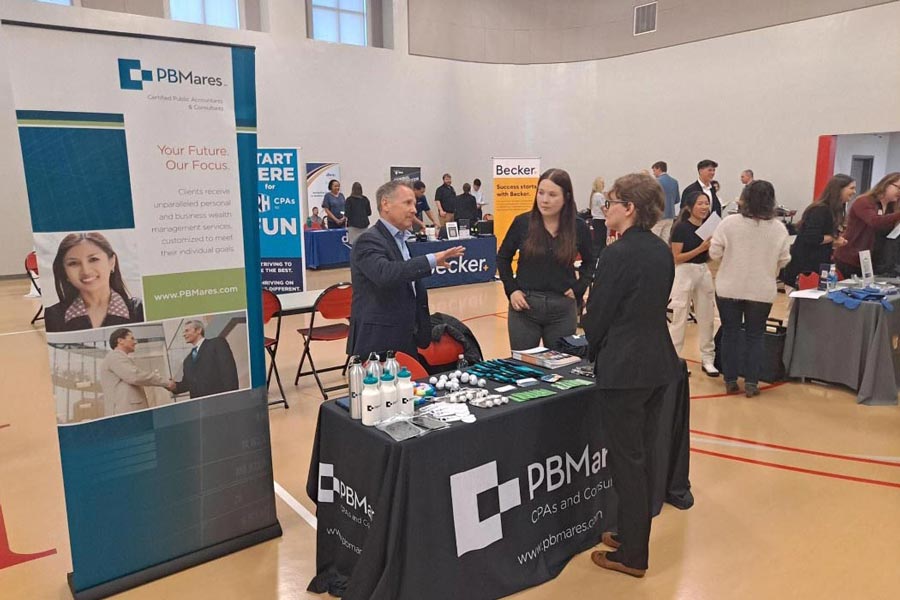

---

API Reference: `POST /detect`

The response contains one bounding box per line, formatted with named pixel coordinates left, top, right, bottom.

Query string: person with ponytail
left=668, top=192, right=717, bottom=376
left=498, top=168, right=593, bottom=350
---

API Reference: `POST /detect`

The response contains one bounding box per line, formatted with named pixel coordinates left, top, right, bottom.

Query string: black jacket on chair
left=175, top=337, right=240, bottom=399
left=347, top=220, right=432, bottom=359
left=681, top=181, right=722, bottom=217
left=583, top=227, right=681, bottom=389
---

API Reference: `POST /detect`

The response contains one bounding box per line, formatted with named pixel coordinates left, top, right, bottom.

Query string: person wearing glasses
left=497, top=168, right=592, bottom=350
left=833, top=172, right=900, bottom=277
left=582, top=173, right=681, bottom=579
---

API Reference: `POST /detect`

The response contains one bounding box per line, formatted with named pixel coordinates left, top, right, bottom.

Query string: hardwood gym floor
left=0, top=270, right=898, bottom=600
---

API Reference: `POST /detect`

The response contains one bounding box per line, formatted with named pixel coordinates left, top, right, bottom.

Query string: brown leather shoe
left=591, top=551, right=646, bottom=578
left=601, top=531, right=621, bottom=549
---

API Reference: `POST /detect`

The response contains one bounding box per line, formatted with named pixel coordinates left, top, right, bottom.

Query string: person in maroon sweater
left=834, top=172, right=900, bottom=277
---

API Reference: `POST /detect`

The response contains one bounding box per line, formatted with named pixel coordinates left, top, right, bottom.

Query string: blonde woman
left=589, top=177, right=607, bottom=257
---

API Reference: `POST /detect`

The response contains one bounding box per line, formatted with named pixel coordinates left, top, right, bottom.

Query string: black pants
left=716, top=296, right=772, bottom=385
left=507, top=291, right=577, bottom=351
left=596, top=385, right=666, bottom=570
left=592, top=218, right=607, bottom=257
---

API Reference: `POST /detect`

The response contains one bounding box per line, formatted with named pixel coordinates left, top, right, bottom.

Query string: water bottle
left=827, top=264, right=837, bottom=291
left=361, top=375, right=381, bottom=426
left=456, top=353, right=468, bottom=370
left=383, top=350, right=400, bottom=378
left=379, top=372, right=399, bottom=419
left=347, top=355, right=365, bottom=420
left=396, top=368, right=415, bottom=416
left=365, top=352, right=383, bottom=380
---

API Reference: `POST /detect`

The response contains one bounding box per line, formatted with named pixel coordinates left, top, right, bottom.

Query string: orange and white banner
left=492, top=157, right=541, bottom=250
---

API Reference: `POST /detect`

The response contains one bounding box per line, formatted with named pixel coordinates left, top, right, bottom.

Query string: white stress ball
left=451, top=381, right=460, bottom=392
left=460, top=373, right=470, bottom=384
left=478, top=378, right=486, bottom=388
left=485, top=400, right=494, bottom=408
left=429, top=376, right=438, bottom=384
left=439, top=373, right=448, bottom=381
left=436, top=380, right=446, bottom=390
left=453, top=370, right=462, bottom=378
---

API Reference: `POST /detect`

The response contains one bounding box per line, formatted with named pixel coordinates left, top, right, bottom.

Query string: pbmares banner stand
left=2, top=22, right=281, bottom=599
left=390, top=165, right=421, bottom=182
left=306, top=162, right=340, bottom=217
left=258, top=148, right=305, bottom=293
left=493, top=157, right=541, bottom=250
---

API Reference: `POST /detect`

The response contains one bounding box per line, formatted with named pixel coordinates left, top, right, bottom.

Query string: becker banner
left=493, top=158, right=541, bottom=250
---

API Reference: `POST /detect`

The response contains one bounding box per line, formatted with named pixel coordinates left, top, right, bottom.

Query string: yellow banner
left=492, top=158, right=541, bottom=253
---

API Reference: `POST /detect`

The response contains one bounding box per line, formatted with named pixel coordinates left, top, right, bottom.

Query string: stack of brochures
left=511, top=347, right=581, bottom=369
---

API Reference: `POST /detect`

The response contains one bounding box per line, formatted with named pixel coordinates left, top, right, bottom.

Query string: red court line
left=0, top=424, right=9, bottom=431
left=690, top=381, right=788, bottom=399
left=691, top=429, right=900, bottom=468
left=690, top=447, right=900, bottom=490
left=461, top=311, right=508, bottom=323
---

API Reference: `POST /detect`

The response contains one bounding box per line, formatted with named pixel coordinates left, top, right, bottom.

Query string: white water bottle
left=361, top=375, right=381, bottom=426
left=396, top=368, right=415, bottom=416
left=379, top=372, right=399, bottom=419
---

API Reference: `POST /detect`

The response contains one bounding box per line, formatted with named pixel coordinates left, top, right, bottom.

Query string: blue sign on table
left=408, top=236, right=497, bottom=288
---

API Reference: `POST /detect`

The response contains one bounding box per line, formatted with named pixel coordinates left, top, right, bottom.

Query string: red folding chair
left=294, top=282, right=353, bottom=399
left=25, top=252, right=43, bottom=325
left=419, top=333, right=465, bottom=374
left=262, top=289, right=288, bottom=408
left=394, top=351, right=429, bottom=380
left=797, top=272, right=820, bottom=291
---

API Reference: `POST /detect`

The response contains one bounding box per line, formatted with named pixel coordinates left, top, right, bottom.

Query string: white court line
left=274, top=481, right=317, bottom=530
left=0, top=328, right=42, bottom=338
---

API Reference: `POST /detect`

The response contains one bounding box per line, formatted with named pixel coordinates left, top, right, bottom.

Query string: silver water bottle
left=347, top=355, right=365, bottom=420
left=383, top=350, right=400, bottom=378
left=364, top=352, right=383, bottom=380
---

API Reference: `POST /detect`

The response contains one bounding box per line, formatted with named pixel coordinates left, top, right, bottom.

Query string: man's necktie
left=191, top=347, right=199, bottom=362
left=396, top=231, right=416, bottom=296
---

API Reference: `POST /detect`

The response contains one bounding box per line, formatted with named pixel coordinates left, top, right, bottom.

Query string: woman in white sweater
left=709, top=180, right=791, bottom=397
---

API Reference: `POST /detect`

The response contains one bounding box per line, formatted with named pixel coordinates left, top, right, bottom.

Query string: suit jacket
left=682, top=180, right=722, bottom=217
left=583, top=227, right=681, bottom=389
left=347, top=220, right=432, bottom=359
left=175, top=336, right=240, bottom=399
left=99, top=349, right=167, bottom=416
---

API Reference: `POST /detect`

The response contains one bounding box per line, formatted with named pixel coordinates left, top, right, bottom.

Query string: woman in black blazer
left=583, top=173, right=682, bottom=578
left=785, top=174, right=855, bottom=286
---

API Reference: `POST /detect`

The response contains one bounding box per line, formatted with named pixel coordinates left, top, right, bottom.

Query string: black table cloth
left=306, top=362, right=692, bottom=599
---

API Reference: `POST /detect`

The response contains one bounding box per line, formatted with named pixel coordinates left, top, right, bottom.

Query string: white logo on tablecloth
left=449, top=461, right=521, bottom=556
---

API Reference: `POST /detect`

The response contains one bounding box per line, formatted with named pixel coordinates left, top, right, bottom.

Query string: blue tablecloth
left=305, top=228, right=351, bottom=269
left=407, top=236, right=497, bottom=289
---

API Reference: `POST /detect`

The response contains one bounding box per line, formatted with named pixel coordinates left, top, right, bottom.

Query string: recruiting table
left=783, top=294, right=900, bottom=405
left=305, top=228, right=351, bottom=269
left=407, top=236, right=497, bottom=289
left=305, top=362, right=692, bottom=599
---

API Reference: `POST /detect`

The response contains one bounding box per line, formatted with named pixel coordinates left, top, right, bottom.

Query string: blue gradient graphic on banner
left=17, top=117, right=135, bottom=233
left=232, top=46, right=265, bottom=388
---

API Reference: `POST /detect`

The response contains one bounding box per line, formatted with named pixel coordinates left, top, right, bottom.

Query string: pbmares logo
left=317, top=463, right=374, bottom=521
left=117, top=58, right=225, bottom=91
left=450, top=461, right=521, bottom=556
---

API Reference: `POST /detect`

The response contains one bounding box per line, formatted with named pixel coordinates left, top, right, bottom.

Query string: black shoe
left=745, top=383, right=760, bottom=397
left=725, top=381, right=739, bottom=394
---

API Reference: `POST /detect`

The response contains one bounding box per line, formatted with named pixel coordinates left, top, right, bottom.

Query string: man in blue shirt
left=651, top=161, right=680, bottom=242
left=411, top=180, right=438, bottom=231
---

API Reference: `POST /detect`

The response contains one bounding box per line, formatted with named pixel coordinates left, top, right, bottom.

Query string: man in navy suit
left=174, top=320, right=240, bottom=399
left=347, top=179, right=465, bottom=359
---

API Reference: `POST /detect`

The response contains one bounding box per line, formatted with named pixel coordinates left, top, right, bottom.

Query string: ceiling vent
left=634, top=2, right=657, bottom=36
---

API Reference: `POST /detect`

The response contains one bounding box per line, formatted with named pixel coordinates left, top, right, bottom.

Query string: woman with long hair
left=582, top=173, right=681, bottom=578
left=344, top=181, right=372, bottom=245
left=833, top=172, right=900, bottom=277
left=785, top=174, right=855, bottom=286
left=497, top=168, right=592, bottom=350
left=589, top=177, right=607, bottom=257
left=45, top=232, right=143, bottom=332
left=668, top=192, right=717, bottom=376
left=710, top=181, right=791, bottom=397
